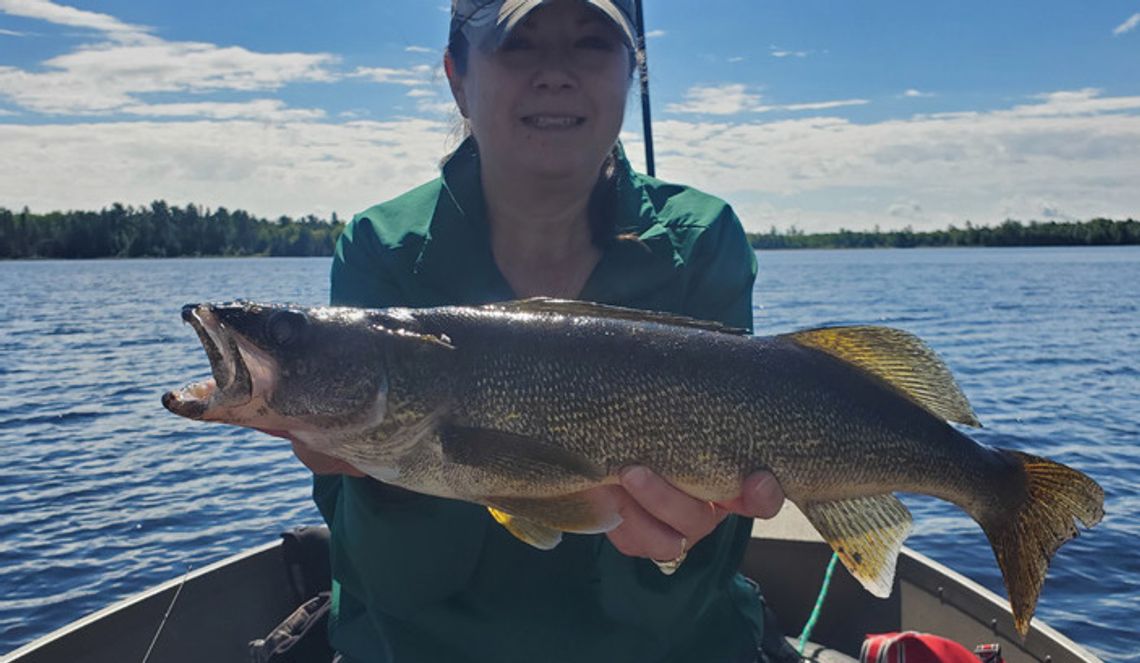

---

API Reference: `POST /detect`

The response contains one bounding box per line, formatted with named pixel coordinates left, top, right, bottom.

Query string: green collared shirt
left=318, top=138, right=764, bottom=663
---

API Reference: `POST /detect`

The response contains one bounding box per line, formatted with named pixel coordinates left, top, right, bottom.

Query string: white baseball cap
left=450, top=0, right=637, bottom=49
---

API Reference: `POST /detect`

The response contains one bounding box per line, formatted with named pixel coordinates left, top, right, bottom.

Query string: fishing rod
left=633, top=0, right=655, bottom=177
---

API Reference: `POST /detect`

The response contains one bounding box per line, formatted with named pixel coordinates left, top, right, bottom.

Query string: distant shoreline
left=2, top=202, right=1136, bottom=258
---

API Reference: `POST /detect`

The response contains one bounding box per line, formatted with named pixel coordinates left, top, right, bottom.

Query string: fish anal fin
left=784, top=326, right=981, bottom=427
left=487, top=508, right=563, bottom=550
left=441, top=425, right=603, bottom=492
left=801, top=494, right=913, bottom=598
left=483, top=298, right=747, bottom=335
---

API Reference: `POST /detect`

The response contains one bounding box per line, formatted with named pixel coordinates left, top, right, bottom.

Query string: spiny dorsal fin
left=483, top=298, right=747, bottom=335
left=783, top=326, right=981, bottom=427
left=801, top=494, right=913, bottom=598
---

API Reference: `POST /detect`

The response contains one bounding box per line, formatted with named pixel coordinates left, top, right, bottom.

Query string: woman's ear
left=443, top=51, right=468, bottom=118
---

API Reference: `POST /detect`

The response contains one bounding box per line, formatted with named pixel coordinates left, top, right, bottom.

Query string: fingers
left=290, top=438, right=366, bottom=477
left=605, top=466, right=726, bottom=560
left=607, top=497, right=688, bottom=561
left=715, top=471, right=785, bottom=519
left=740, top=471, right=785, bottom=519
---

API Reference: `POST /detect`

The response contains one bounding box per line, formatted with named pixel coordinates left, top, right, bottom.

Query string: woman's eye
left=577, top=35, right=616, bottom=50
left=500, top=35, right=534, bottom=51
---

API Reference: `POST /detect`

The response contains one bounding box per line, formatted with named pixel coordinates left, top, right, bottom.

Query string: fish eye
left=267, top=310, right=307, bottom=346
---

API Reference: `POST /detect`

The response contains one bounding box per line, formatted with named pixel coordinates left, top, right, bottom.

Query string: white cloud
left=0, top=1, right=343, bottom=117
left=0, top=27, right=27, bottom=36
left=404, top=45, right=434, bottom=53
left=666, top=84, right=868, bottom=116
left=0, top=118, right=453, bottom=220
left=1112, top=13, right=1140, bottom=35
left=904, top=89, right=934, bottom=98
left=351, top=65, right=434, bottom=87
left=1007, top=88, right=1140, bottom=117
left=644, top=29, right=666, bottom=39
left=781, top=99, right=868, bottom=112
left=120, top=99, right=326, bottom=122
left=770, top=45, right=810, bottom=58
left=632, top=89, right=1140, bottom=232
left=665, top=83, right=761, bottom=115
left=727, top=56, right=745, bottom=63
left=0, top=43, right=339, bottom=114
left=0, top=0, right=147, bottom=40
left=888, top=200, right=925, bottom=220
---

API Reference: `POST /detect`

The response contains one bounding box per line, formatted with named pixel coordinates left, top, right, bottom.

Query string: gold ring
left=651, top=536, right=688, bottom=576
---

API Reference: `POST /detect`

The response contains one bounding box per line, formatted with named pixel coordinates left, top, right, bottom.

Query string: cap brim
left=475, top=0, right=637, bottom=50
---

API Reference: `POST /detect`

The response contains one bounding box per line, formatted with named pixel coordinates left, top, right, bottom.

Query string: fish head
left=163, top=302, right=391, bottom=438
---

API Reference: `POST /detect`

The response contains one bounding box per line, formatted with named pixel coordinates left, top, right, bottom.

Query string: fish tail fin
left=979, top=448, right=1104, bottom=638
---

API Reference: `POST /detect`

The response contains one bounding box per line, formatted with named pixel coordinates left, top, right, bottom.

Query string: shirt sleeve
left=329, top=214, right=405, bottom=308
left=681, top=205, right=758, bottom=333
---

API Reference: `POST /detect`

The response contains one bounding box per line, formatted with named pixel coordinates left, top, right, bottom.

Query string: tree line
left=747, top=218, right=1140, bottom=249
left=0, top=202, right=346, bottom=259
left=1, top=203, right=1137, bottom=259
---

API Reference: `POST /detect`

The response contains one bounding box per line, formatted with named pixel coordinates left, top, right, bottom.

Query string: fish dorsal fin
left=483, top=298, right=747, bottom=335
left=801, top=494, right=913, bottom=598
left=366, top=308, right=455, bottom=350
left=783, top=326, right=981, bottom=427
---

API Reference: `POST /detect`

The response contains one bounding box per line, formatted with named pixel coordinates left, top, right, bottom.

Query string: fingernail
left=621, top=466, right=649, bottom=489
left=750, top=473, right=773, bottom=497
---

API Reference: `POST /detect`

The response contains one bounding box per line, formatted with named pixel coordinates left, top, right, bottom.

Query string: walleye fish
left=163, top=298, right=1103, bottom=636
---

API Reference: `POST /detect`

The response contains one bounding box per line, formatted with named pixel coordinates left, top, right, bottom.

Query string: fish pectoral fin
left=440, top=425, right=603, bottom=487
left=782, top=326, right=981, bottom=427
left=801, top=494, right=913, bottom=598
left=482, top=298, right=747, bottom=335
left=487, top=508, right=563, bottom=550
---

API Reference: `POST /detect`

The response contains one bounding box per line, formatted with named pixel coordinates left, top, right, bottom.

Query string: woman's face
left=447, top=0, right=633, bottom=180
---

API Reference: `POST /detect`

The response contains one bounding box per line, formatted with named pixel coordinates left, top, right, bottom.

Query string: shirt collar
left=413, top=137, right=682, bottom=305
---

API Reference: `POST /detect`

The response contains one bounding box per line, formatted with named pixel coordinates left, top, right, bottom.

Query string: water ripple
left=1, top=250, right=1138, bottom=659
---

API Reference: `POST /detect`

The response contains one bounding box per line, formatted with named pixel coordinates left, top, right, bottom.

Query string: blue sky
left=1, top=0, right=1138, bottom=232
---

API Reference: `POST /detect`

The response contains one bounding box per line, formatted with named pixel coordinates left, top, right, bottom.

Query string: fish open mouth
left=162, top=304, right=253, bottom=420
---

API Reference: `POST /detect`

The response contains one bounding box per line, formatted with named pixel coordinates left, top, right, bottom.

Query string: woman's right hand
left=290, top=437, right=366, bottom=477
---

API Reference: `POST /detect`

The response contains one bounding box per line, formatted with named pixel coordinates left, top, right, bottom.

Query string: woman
left=292, top=1, right=794, bottom=660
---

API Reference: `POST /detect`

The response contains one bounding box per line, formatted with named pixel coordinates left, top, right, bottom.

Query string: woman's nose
left=530, top=50, right=578, bottom=91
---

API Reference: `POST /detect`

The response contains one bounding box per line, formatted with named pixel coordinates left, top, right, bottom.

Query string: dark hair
left=445, top=29, right=640, bottom=249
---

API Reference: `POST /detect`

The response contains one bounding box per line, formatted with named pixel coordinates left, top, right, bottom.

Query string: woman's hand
left=606, top=466, right=785, bottom=565
left=290, top=437, right=366, bottom=477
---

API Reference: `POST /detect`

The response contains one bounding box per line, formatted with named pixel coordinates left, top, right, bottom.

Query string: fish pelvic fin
left=486, top=489, right=624, bottom=550
left=783, top=326, right=981, bottom=427
left=802, top=494, right=913, bottom=598
left=487, top=508, right=563, bottom=550
left=485, top=488, right=625, bottom=549
left=980, top=449, right=1105, bottom=638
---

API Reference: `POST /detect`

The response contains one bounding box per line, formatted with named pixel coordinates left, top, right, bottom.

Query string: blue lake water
left=0, top=248, right=1137, bottom=660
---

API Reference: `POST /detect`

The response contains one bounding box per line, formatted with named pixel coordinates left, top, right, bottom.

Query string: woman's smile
left=521, top=114, right=588, bottom=130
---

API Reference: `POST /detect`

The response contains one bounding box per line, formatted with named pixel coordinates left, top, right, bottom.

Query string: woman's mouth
left=522, top=115, right=586, bottom=129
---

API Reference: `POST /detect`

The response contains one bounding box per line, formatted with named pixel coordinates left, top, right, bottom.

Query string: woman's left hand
left=605, top=466, right=785, bottom=564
